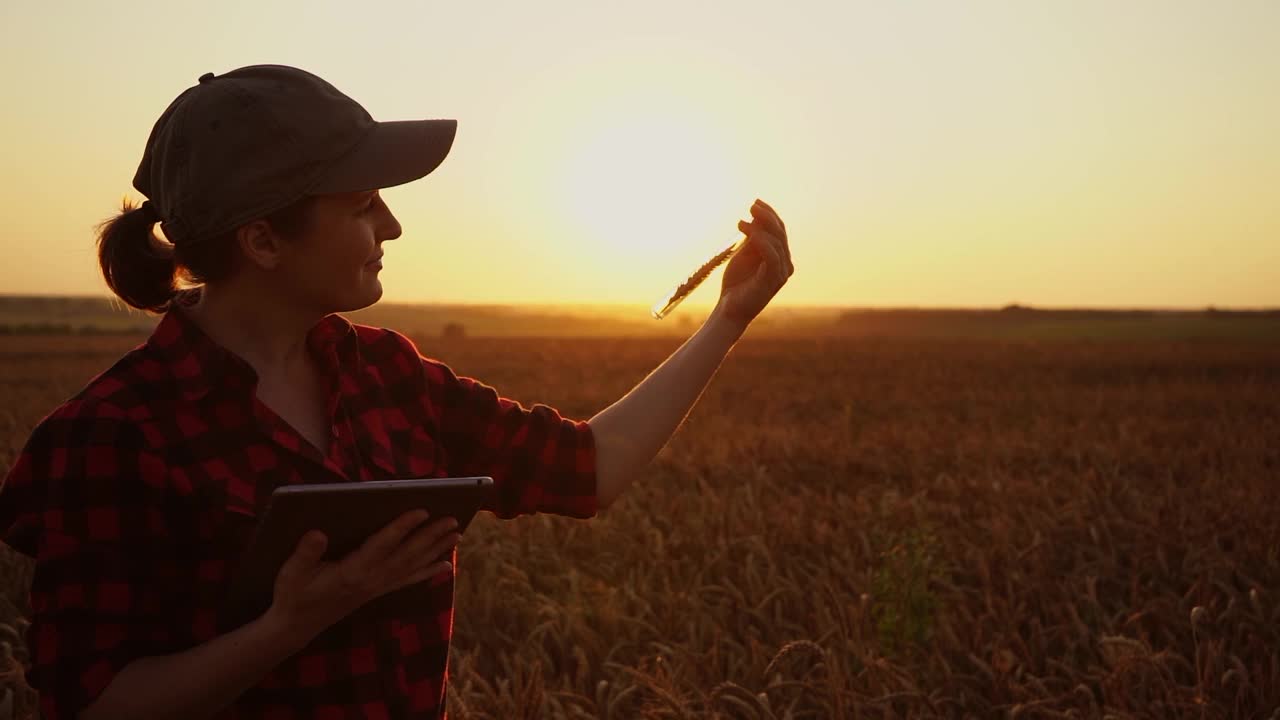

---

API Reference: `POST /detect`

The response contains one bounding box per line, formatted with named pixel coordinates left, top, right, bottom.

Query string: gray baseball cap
left=132, top=64, right=457, bottom=245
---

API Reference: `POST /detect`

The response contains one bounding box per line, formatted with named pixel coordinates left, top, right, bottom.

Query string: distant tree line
left=838, top=306, right=1280, bottom=324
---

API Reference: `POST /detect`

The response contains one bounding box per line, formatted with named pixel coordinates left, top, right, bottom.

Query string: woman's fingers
left=394, top=518, right=460, bottom=569
left=752, top=230, right=786, bottom=285
left=747, top=201, right=792, bottom=276
left=277, top=531, right=327, bottom=587
left=426, top=528, right=462, bottom=565
left=753, top=198, right=781, bottom=224
left=395, top=560, right=453, bottom=591
left=750, top=200, right=786, bottom=240
left=352, top=509, right=429, bottom=565
left=735, top=221, right=771, bottom=277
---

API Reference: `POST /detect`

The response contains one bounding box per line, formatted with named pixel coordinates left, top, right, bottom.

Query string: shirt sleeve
left=0, top=407, right=177, bottom=720
left=418, top=356, right=598, bottom=520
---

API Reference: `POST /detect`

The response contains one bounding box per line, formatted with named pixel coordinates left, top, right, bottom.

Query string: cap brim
left=306, top=118, right=457, bottom=194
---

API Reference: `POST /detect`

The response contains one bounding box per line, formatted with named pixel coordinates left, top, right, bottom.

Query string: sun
left=556, top=108, right=748, bottom=286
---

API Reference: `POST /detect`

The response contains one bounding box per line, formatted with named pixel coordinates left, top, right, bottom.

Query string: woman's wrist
left=708, top=300, right=751, bottom=339
left=259, top=604, right=328, bottom=655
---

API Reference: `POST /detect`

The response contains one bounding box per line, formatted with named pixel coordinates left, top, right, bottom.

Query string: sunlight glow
left=2, top=2, right=1277, bottom=307
left=556, top=107, right=746, bottom=280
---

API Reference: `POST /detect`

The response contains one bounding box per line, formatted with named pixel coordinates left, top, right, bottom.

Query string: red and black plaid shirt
left=0, top=296, right=598, bottom=719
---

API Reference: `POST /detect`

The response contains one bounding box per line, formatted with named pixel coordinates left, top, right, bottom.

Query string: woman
left=0, top=64, right=793, bottom=719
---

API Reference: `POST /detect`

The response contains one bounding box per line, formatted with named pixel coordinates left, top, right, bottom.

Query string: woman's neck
left=179, top=285, right=324, bottom=384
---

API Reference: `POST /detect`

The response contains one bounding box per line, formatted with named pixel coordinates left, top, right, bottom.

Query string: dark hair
left=95, top=195, right=320, bottom=314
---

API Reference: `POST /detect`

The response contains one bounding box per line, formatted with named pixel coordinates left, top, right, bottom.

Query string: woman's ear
left=236, top=219, right=289, bottom=271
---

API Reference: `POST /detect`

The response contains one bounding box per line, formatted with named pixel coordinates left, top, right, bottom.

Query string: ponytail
left=94, top=194, right=319, bottom=314
left=95, top=199, right=179, bottom=314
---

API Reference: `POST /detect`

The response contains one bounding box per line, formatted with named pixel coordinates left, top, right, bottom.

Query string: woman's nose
left=378, top=207, right=402, bottom=242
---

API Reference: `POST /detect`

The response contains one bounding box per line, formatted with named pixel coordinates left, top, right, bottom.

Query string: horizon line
left=1, top=292, right=1277, bottom=314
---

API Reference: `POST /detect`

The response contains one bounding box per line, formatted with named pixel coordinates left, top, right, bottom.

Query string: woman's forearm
left=587, top=302, right=747, bottom=510
left=80, top=607, right=318, bottom=720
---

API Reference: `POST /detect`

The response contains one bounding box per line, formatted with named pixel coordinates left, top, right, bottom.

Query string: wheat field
left=1, top=332, right=1278, bottom=719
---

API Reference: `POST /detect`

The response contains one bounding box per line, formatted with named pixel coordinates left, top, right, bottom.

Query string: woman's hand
left=716, top=199, right=795, bottom=330
left=266, top=509, right=460, bottom=637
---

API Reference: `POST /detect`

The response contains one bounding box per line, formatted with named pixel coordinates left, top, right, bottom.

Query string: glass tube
left=650, top=234, right=748, bottom=320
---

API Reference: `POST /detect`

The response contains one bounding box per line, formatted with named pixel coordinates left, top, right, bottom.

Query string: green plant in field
left=870, top=526, right=942, bottom=655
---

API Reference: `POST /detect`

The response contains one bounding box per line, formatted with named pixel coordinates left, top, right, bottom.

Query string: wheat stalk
left=651, top=235, right=747, bottom=319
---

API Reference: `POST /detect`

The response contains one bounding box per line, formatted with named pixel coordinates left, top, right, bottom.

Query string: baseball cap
left=132, top=64, right=457, bottom=246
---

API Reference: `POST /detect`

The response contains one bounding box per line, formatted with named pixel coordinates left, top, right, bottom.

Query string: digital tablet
left=222, top=476, right=494, bottom=628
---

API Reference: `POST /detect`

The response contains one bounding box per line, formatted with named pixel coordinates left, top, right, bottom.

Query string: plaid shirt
left=0, top=296, right=598, bottom=719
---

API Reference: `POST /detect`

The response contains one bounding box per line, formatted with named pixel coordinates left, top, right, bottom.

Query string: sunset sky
left=1, top=1, right=1277, bottom=311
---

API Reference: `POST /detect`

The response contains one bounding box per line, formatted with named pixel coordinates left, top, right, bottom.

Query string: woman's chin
left=334, top=278, right=383, bottom=312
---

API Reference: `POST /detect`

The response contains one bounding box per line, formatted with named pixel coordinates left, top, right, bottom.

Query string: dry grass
left=2, top=333, right=1278, bottom=718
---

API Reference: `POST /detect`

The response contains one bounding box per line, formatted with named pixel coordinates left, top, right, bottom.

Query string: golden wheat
left=0, top=333, right=1277, bottom=718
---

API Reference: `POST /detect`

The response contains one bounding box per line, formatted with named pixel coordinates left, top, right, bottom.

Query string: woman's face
left=277, top=189, right=403, bottom=314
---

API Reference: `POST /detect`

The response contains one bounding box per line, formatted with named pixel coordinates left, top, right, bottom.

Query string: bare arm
left=587, top=198, right=794, bottom=510
left=78, top=607, right=315, bottom=720
left=588, top=304, right=746, bottom=510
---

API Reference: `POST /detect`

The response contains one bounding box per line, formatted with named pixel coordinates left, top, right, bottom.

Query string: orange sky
left=2, top=1, right=1277, bottom=310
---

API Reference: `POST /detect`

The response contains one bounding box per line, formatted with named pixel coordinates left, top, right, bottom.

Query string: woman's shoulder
left=6, top=347, right=159, bottom=460
left=47, top=346, right=159, bottom=423
left=2, top=354, right=161, bottom=554
left=346, top=321, right=447, bottom=376
left=19, top=381, right=149, bottom=458
left=349, top=321, right=417, bottom=355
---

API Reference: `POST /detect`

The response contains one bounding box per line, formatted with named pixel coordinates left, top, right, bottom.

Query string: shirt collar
left=146, top=289, right=359, bottom=403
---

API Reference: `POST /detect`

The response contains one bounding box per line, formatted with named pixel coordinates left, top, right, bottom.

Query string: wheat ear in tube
left=650, top=234, right=749, bottom=320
